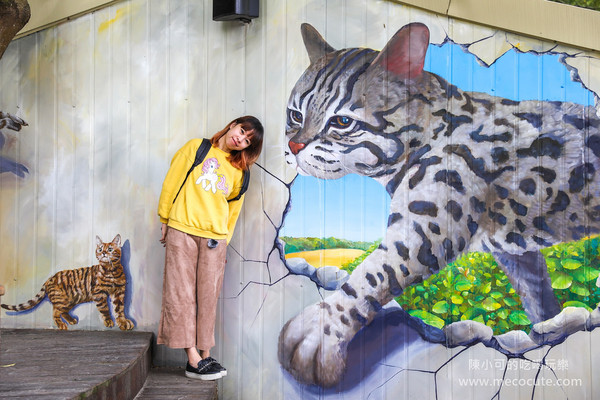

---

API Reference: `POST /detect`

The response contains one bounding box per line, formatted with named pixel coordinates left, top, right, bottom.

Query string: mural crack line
left=228, top=245, right=267, bottom=264
left=250, top=289, right=271, bottom=328
left=224, top=274, right=290, bottom=299
left=366, top=366, right=408, bottom=399
left=255, top=162, right=292, bottom=187
left=491, top=363, right=509, bottom=400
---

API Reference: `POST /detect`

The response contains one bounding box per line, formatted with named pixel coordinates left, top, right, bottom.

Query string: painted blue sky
left=281, top=41, right=594, bottom=243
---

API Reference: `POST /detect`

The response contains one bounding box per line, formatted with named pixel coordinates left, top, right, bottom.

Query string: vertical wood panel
left=1, top=0, right=599, bottom=398
left=0, top=41, right=22, bottom=322
left=54, top=20, right=76, bottom=328
left=187, top=0, right=207, bottom=140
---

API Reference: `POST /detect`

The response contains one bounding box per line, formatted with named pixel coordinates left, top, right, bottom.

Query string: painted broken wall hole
left=2, top=0, right=600, bottom=397
left=274, top=25, right=600, bottom=393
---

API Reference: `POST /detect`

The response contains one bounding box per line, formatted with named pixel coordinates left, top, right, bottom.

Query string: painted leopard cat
left=1, top=234, right=134, bottom=330
left=278, top=22, right=600, bottom=387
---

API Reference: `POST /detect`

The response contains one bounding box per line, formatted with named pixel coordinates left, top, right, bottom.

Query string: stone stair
left=0, top=328, right=217, bottom=399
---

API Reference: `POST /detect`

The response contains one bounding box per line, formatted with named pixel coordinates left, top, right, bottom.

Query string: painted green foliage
left=285, top=235, right=600, bottom=333
left=280, top=236, right=374, bottom=253
left=341, top=240, right=381, bottom=273
left=341, top=237, right=600, bottom=334
left=395, top=252, right=528, bottom=334
left=542, top=236, right=600, bottom=311
left=550, top=0, right=600, bottom=12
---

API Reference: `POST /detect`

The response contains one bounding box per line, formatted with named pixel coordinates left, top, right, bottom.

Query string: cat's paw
left=278, top=302, right=349, bottom=387
left=62, top=313, right=78, bottom=325
left=117, top=318, right=134, bottom=330
left=56, top=321, right=69, bottom=330
left=54, top=314, right=72, bottom=330
left=103, top=318, right=115, bottom=328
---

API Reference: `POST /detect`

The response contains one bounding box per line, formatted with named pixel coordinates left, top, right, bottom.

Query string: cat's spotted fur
left=278, top=23, right=600, bottom=387
left=1, top=234, right=134, bottom=330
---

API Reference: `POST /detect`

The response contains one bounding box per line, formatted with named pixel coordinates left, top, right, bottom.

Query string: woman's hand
left=160, top=223, right=168, bottom=247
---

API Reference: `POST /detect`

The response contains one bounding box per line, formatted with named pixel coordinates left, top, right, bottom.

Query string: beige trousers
left=157, top=227, right=227, bottom=350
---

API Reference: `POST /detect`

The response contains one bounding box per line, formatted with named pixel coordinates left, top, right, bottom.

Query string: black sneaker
left=185, top=359, right=223, bottom=380
left=204, top=357, right=227, bottom=377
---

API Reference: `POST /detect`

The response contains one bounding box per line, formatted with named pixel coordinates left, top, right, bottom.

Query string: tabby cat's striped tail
left=0, top=288, right=46, bottom=311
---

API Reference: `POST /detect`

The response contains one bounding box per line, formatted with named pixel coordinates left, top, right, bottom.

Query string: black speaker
left=213, top=0, right=259, bottom=23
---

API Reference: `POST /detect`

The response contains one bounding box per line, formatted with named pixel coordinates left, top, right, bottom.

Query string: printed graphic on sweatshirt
left=195, top=157, right=230, bottom=196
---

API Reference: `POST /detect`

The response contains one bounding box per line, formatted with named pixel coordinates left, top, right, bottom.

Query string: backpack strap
left=172, top=139, right=212, bottom=204
left=227, top=169, right=250, bottom=203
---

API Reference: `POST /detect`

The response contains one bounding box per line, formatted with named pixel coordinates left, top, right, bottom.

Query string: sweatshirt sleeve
left=157, top=141, right=196, bottom=224
left=226, top=195, right=245, bottom=244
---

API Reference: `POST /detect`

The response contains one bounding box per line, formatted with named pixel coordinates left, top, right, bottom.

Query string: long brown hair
left=210, top=115, right=264, bottom=171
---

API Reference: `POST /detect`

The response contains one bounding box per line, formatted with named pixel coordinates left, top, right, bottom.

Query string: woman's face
left=222, top=123, right=253, bottom=152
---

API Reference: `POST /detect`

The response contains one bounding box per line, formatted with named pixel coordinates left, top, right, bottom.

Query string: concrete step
left=133, top=367, right=217, bottom=400
left=0, top=328, right=217, bottom=399
left=0, top=328, right=151, bottom=399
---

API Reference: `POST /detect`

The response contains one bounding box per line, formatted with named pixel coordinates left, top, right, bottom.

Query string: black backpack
left=172, top=139, right=250, bottom=204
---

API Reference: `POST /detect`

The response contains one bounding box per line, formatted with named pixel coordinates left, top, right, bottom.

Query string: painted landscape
left=282, top=233, right=600, bottom=334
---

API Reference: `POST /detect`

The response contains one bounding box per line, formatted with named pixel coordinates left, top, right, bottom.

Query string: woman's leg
left=185, top=347, right=202, bottom=366
left=199, top=349, right=210, bottom=358
left=157, top=228, right=200, bottom=352
left=195, top=238, right=227, bottom=352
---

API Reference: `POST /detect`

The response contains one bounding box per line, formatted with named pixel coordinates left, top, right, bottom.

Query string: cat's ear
left=301, top=23, right=336, bottom=64
left=371, top=22, right=429, bottom=80
left=112, top=234, right=121, bottom=247
left=96, top=235, right=102, bottom=246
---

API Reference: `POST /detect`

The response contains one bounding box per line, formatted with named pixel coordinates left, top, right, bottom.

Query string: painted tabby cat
left=1, top=234, right=134, bottom=330
left=278, top=23, right=600, bottom=387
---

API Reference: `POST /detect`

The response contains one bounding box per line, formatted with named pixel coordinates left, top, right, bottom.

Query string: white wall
left=1, top=0, right=599, bottom=398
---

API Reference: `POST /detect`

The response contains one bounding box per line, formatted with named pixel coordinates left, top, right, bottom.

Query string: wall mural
left=0, top=1, right=30, bottom=178
left=0, top=112, right=28, bottom=178
left=1, top=0, right=600, bottom=398
left=0, top=1, right=135, bottom=333
left=1, top=234, right=135, bottom=330
left=277, top=21, right=600, bottom=393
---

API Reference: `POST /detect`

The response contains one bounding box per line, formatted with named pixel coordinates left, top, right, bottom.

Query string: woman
left=157, top=115, right=264, bottom=380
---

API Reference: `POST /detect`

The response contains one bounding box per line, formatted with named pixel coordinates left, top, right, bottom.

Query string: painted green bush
left=280, top=236, right=374, bottom=253
left=339, top=236, right=600, bottom=335
left=549, top=0, right=600, bottom=12
left=542, top=236, right=600, bottom=311
left=395, top=252, right=528, bottom=334
left=340, top=241, right=528, bottom=333
left=341, top=240, right=381, bottom=273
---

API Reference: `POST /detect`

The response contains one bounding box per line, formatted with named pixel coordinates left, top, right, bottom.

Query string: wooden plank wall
left=1, top=0, right=599, bottom=398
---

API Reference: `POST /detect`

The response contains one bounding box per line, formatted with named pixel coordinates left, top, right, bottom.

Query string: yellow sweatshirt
left=158, top=139, right=246, bottom=243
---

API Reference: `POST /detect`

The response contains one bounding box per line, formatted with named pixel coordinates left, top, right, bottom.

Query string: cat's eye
left=288, top=109, right=303, bottom=125
left=328, top=115, right=354, bottom=129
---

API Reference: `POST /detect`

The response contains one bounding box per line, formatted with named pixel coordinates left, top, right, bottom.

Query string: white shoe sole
left=185, top=370, right=223, bottom=380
